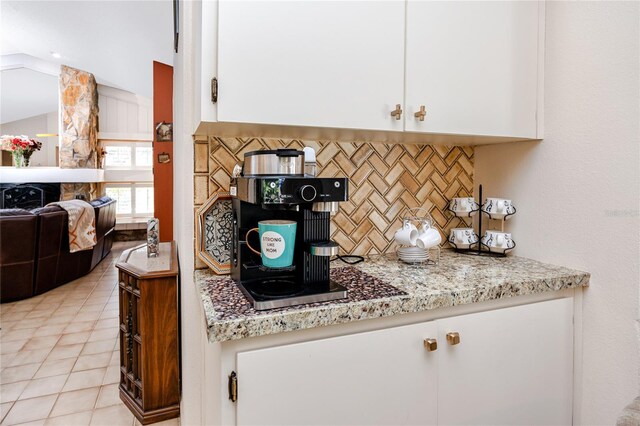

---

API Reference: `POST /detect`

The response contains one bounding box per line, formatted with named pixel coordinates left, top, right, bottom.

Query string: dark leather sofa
left=0, top=209, right=38, bottom=302
left=0, top=197, right=116, bottom=303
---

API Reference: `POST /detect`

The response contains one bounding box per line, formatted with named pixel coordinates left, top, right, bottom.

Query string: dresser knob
left=446, top=332, right=461, bottom=345
left=423, top=338, right=438, bottom=352
left=414, top=105, right=426, bottom=121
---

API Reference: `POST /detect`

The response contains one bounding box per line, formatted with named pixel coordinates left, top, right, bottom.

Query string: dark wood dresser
left=116, top=242, right=180, bottom=424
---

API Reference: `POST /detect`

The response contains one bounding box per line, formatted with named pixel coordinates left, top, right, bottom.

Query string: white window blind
left=106, top=183, right=154, bottom=218
left=104, top=142, right=153, bottom=170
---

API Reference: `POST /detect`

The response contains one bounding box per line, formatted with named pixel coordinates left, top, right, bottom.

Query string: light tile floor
left=0, top=242, right=180, bottom=426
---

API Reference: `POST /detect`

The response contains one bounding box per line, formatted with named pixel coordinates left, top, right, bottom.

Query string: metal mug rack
left=446, top=184, right=516, bottom=257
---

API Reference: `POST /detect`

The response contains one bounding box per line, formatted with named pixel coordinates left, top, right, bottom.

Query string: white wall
left=475, top=2, right=639, bottom=424
left=98, top=85, right=153, bottom=184
left=174, top=1, right=209, bottom=425
left=0, top=112, right=58, bottom=166
left=97, top=84, right=153, bottom=142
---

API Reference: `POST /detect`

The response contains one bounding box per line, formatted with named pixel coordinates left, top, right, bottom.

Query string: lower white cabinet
left=437, top=298, right=573, bottom=425
left=233, top=298, right=573, bottom=425
left=236, top=321, right=439, bottom=426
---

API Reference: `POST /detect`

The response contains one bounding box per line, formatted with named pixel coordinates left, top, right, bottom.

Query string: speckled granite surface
left=196, top=250, right=590, bottom=343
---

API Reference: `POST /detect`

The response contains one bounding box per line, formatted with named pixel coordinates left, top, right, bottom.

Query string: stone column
left=59, top=65, right=100, bottom=200
left=60, top=65, right=99, bottom=168
left=60, top=183, right=98, bottom=201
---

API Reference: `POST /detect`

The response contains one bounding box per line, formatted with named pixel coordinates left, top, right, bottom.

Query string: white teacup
left=482, top=198, right=516, bottom=220
left=448, top=228, right=478, bottom=249
left=449, top=197, right=479, bottom=216
left=416, top=227, right=442, bottom=249
left=394, top=222, right=418, bottom=246
left=481, top=230, right=515, bottom=253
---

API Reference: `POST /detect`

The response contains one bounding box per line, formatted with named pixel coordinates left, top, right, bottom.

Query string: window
left=102, top=140, right=154, bottom=220
left=135, top=146, right=153, bottom=167
left=104, top=142, right=153, bottom=170
left=105, top=146, right=132, bottom=168
left=106, top=183, right=154, bottom=218
left=135, top=186, right=154, bottom=215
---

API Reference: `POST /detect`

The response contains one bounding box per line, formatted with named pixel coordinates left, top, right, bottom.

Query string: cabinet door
left=405, top=1, right=541, bottom=138
left=217, top=1, right=405, bottom=132
left=437, top=298, right=573, bottom=425
left=236, top=322, right=438, bottom=425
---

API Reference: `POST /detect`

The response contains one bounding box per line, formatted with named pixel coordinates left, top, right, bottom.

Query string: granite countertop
left=196, top=250, right=590, bottom=343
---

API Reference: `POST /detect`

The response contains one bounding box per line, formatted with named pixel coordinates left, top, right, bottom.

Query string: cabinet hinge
left=228, top=371, right=237, bottom=402
left=211, top=77, right=218, bottom=104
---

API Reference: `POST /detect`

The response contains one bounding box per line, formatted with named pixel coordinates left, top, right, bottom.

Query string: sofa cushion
left=0, top=212, right=37, bottom=263
left=0, top=209, right=37, bottom=302
left=91, top=197, right=116, bottom=270
left=32, top=205, right=64, bottom=215
left=0, top=208, right=34, bottom=217
left=90, top=196, right=115, bottom=207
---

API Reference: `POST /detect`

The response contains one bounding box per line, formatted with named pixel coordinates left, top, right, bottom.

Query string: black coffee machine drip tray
left=237, top=279, right=347, bottom=310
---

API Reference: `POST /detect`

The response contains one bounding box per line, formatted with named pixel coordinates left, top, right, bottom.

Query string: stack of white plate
left=397, top=246, right=430, bottom=264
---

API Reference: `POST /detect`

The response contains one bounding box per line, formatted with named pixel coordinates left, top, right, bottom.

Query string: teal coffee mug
left=245, top=220, right=297, bottom=268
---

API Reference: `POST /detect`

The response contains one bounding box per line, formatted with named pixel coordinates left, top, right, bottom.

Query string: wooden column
left=153, top=61, right=174, bottom=242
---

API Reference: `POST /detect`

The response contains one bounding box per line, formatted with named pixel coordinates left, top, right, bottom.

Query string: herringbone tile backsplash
left=194, top=137, right=474, bottom=269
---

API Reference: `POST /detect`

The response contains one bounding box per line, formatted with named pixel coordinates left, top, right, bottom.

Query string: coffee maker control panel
left=299, top=185, right=317, bottom=202
left=232, top=177, right=348, bottom=205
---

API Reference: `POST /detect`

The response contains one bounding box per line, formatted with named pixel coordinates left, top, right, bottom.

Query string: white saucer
left=398, top=247, right=428, bottom=253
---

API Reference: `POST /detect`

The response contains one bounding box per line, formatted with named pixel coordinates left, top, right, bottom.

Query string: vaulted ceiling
left=1, top=0, right=174, bottom=106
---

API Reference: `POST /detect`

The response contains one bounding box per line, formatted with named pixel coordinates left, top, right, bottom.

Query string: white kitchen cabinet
left=437, top=297, right=573, bottom=425
left=404, top=1, right=542, bottom=138
left=196, top=1, right=543, bottom=143
left=235, top=321, right=439, bottom=426
left=216, top=0, right=406, bottom=132
left=232, top=298, right=572, bottom=425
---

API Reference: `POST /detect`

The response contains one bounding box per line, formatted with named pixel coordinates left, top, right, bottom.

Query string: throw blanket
left=48, top=200, right=97, bottom=253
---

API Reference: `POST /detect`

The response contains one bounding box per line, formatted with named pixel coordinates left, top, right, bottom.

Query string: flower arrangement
left=1, top=135, right=43, bottom=167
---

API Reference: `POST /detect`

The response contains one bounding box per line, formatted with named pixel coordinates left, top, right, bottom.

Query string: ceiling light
left=51, top=52, right=61, bottom=59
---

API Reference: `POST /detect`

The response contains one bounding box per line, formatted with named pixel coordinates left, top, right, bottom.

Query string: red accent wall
left=153, top=61, right=174, bottom=242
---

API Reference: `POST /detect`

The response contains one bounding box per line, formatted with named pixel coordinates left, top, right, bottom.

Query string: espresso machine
left=230, top=148, right=349, bottom=310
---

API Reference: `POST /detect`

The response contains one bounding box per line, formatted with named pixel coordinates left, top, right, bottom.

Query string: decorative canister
left=147, top=218, right=160, bottom=258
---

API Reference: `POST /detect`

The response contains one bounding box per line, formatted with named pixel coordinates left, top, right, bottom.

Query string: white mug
left=449, top=197, right=479, bottom=215
left=448, top=228, right=478, bottom=249
left=394, top=222, right=418, bottom=246
left=416, top=227, right=442, bottom=249
left=482, top=198, right=516, bottom=220
left=482, top=230, right=515, bottom=253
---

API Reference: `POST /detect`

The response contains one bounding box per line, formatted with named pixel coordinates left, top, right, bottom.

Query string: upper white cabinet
left=404, top=1, right=542, bottom=139
left=216, top=1, right=405, bottom=132
left=197, top=1, right=544, bottom=142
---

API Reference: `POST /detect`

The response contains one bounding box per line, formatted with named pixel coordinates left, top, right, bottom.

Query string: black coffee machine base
left=237, top=280, right=347, bottom=310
